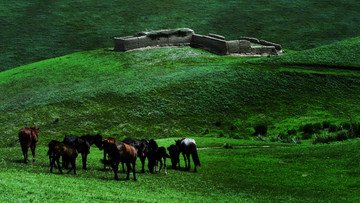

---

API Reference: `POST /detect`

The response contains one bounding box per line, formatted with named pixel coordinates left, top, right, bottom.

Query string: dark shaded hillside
left=1, top=47, right=360, bottom=147
left=1, top=0, right=360, bottom=70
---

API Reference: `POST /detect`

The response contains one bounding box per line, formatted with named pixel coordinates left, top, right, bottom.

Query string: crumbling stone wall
left=191, top=34, right=228, bottom=55
left=114, top=28, right=194, bottom=52
left=113, top=28, right=284, bottom=56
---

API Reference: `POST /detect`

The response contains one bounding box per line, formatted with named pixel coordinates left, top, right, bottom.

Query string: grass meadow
left=1, top=137, right=360, bottom=202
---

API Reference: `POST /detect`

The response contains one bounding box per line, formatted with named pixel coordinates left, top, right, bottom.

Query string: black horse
left=176, top=138, right=200, bottom=172
left=122, top=137, right=149, bottom=173
left=63, top=134, right=102, bottom=170
left=147, top=139, right=170, bottom=174
left=167, top=144, right=180, bottom=169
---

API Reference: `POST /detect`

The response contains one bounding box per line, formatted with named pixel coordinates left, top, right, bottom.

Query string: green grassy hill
left=249, top=36, right=360, bottom=68
left=1, top=0, right=360, bottom=71
left=1, top=43, right=360, bottom=147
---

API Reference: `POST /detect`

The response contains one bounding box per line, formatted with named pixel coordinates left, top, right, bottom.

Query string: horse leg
left=126, top=162, right=131, bottom=180
left=159, top=158, right=163, bottom=174
left=82, top=153, right=87, bottom=170
left=156, top=159, right=159, bottom=173
left=182, top=152, right=187, bottom=169
left=62, top=156, right=69, bottom=169
left=186, top=153, right=191, bottom=171
left=50, top=154, right=54, bottom=173
left=140, top=156, right=145, bottom=173
left=177, top=156, right=180, bottom=169
left=56, top=155, right=63, bottom=174
left=103, top=149, right=108, bottom=170
left=31, top=143, right=36, bottom=162
left=192, top=153, right=197, bottom=172
left=122, top=162, right=125, bottom=173
left=22, top=144, right=29, bottom=163
left=113, top=162, right=119, bottom=180
left=164, top=157, right=167, bottom=175
left=132, top=161, right=137, bottom=181
left=67, top=159, right=76, bottom=174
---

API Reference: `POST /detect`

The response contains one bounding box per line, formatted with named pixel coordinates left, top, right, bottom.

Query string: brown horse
left=102, top=142, right=138, bottom=181
left=101, top=136, right=116, bottom=170
left=18, top=127, right=39, bottom=163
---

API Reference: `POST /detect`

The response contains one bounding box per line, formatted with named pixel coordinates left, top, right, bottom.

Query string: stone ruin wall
left=113, top=28, right=284, bottom=56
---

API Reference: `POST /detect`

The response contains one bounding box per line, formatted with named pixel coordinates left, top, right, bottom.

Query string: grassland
left=1, top=137, right=360, bottom=202
left=1, top=0, right=360, bottom=70
left=1, top=45, right=360, bottom=147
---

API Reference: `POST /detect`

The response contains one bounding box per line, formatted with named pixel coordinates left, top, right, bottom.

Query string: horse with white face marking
left=175, top=138, right=200, bottom=172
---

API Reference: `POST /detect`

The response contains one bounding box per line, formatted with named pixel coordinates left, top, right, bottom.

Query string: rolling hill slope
left=1, top=44, right=360, bottom=147
left=248, top=36, right=360, bottom=68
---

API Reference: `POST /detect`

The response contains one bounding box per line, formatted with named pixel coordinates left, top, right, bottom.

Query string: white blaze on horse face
left=182, top=138, right=196, bottom=146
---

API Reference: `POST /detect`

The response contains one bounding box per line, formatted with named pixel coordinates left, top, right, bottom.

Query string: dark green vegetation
left=1, top=0, right=360, bottom=70
left=1, top=137, right=360, bottom=202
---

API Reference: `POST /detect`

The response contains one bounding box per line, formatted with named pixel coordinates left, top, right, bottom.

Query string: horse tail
left=192, top=148, right=201, bottom=167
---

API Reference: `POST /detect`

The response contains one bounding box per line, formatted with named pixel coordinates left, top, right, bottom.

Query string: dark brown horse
left=122, top=137, right=150, bottom=173
left=176, top=138, right=200, bottom=172
left=49, top=142, right=79, bottom=174
left=102, top=142, right=138, bottom=181
left=18, top=127, right=39, bottom=163
left=101, top=136, right=116, bottom=170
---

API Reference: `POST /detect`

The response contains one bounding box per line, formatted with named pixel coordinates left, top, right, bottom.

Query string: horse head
left=93, top=133, right=103, bottom=149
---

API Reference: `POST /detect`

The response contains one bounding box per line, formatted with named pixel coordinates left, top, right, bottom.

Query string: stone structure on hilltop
left=114, top=28, right=284, bottom=56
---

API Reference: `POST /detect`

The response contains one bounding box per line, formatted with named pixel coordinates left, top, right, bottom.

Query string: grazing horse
left=18, top=127, right=39, bottom=163
left=101, top=137, right=116, bottom=170
left=63, top=134, right=102, bottom=170
left=147, top=139, right=170, bottom=174
left=122, top=137, right=149, bottom=173
left=49, top=142, right=79, bottom=174
left=176, top=138, right=200, bottom=172
left=101, top=142, right=138, bottom=181
left=167, top=144, right=180, bottom=169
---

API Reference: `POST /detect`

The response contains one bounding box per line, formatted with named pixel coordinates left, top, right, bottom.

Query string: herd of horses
left=18, top=127, right=201, bottom=181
